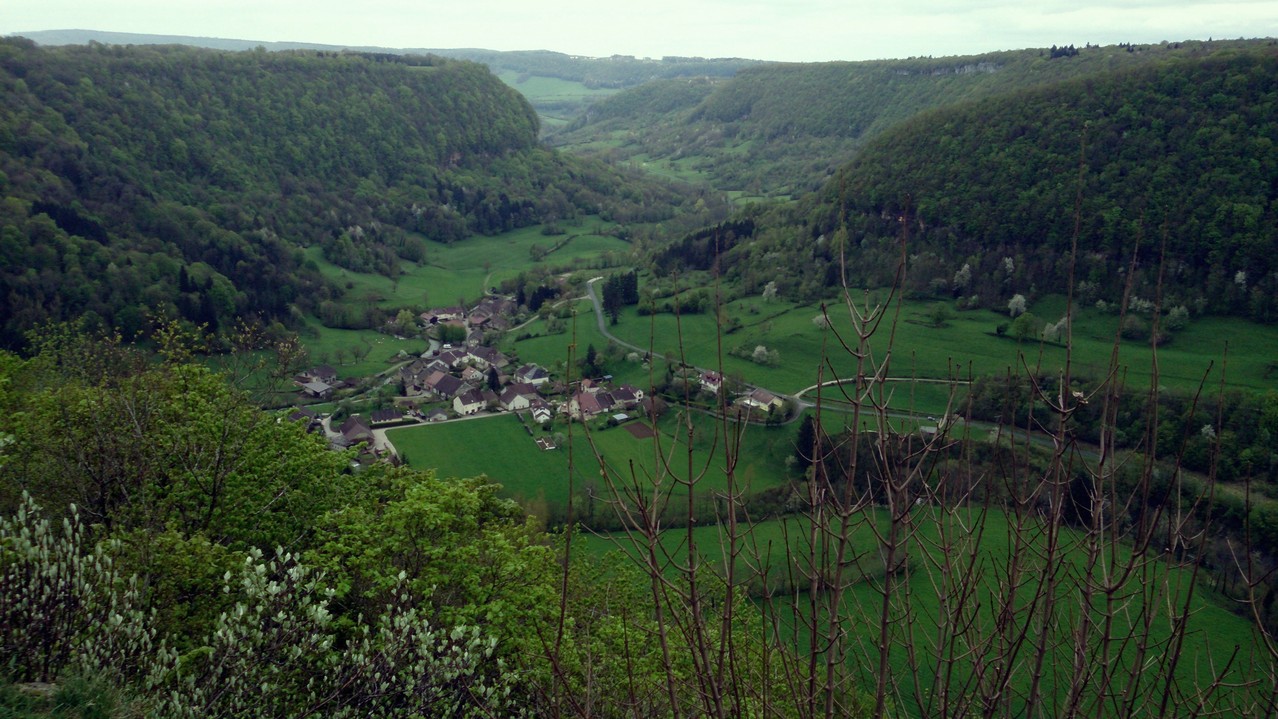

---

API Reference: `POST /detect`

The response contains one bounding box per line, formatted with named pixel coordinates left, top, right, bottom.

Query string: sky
left=7, top=0, right=1278, bottom=62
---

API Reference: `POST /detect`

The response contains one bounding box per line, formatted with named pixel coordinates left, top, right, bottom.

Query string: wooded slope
left=658, top=48, right=1278, bottom=323
left=0, top=39, right=691, bottom=348
left=554, top=40, right=1275, bottom=194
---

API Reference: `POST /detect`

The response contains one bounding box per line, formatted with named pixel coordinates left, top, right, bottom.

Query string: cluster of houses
left=420, top=295, right=519, bottom=335
left=288, top=292, right=788, bottom=462
left=399, top=343, right=650, bottom=428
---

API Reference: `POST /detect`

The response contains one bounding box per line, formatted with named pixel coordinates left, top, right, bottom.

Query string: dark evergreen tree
left=794, top=414, right=817, bottom=472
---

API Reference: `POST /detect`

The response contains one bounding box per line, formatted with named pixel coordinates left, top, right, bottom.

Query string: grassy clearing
left=627, top=153, right=712, bottom=185
left=603, top=293, right=1278, bottom=411
left=297, top=317, right=426, bottom=378
left=390, top=408, right=798, bottom=514
left=579, top=509, right=1257, bottom=716
left=504, top=299, right=653, bottom=388
left=494, top=70, right=618, bottom=122
left=309, top=220, right=630, bottom=313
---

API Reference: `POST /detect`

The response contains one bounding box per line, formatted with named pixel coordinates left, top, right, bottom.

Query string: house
left=425, top=408, right=449, bottom=422
left=424, top=371, right=467, bottom=400
left=570, top=390, right=613, bottom=420
left=399, top=358, right=443, bottom=394
left=286, top=407, right=323, bottom=433
left=370, top=408, right=404, bottom=425
left=610, top=385, right=643, bottom=409
left=423, top=306, right=465, bottom=324
left=308, top=365, right=338, bottom=384
left=423, top=358, right=452, bottom=375
left=339, top=415, right=374, bottom=446
left=453, top=389, right=486, bottom=415
left=461, top=366, right=486, bottom=384
left=300, top=380, right=333, bottom=400
left=514, top=363, right=551, bottom=387
left=499, top=382, right=539, bottom=411
left=467, top=346, right=509, bottom=370
left=739, top=387, right=784, bottom=412
left=529, top=399, right=554, bottom=425
left=436, top=349, right=470, bottom=368
left=699, top=371, right=723, bottom=394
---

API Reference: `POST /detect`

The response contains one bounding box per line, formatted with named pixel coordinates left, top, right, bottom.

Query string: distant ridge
left=9, top=28, right=500, bottom=56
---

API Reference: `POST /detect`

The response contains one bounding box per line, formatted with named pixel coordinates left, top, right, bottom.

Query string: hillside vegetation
left=648, top=48, right=1278, bottom=325
left=553, top=39, right=1276, bottom=194
left=0, top=39, right=702, bottom=349
left=13, top=31, right=763, bottom=131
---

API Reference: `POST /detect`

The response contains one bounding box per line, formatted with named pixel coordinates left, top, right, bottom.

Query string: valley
left=3, top=31, right=1278, bottom=718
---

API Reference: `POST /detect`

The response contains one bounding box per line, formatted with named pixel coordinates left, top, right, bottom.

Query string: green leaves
left=2, top=337, right=351, bottom=550
left=308, top=469, right=558, bottom=659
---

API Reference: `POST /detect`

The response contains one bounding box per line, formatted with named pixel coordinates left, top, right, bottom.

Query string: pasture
left=602, top=292, right=1278, bottom=416
left=389, top=408, right=800, bottom=516
left=308, top=219, right=631, bottom=314
left=297, top=221, right=633, bottom=370
left=504, top=299, right=653, bottom=388
left=580, top=508, right=1261, bottom=717
left=493, top=70, right=619, bottom=127
left=297, top=317, right=426, bottom=378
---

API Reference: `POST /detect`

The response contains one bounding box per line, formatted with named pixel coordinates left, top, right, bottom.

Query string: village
left=286, top=288, right=792, bottom=464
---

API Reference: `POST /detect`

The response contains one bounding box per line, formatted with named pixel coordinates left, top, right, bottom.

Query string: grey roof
left=370, top=409, right=404, bottom=423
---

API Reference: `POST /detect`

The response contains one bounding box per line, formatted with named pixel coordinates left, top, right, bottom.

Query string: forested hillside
left=14, top=32, right=763, bottom=131
left=0, top=39, right=695, bottom=349
left=14, top=32, right=761, bottom=89
left=553, top=39, right=1275, bottom=194
left=662, top=48, right=1278, bottom=323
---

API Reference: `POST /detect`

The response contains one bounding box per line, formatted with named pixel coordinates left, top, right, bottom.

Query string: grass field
left=297, top=221, right=634, bottom=368
left=295, top=317, right=426, bottom=379
left=579, top=508, right=1261, bottom=717
left=601, top=292, right=1278, bottom=416
left=626, top=153, right=713, bottom=185
left=493, top=70, right=618, bottom=125
left=504, top=299, right=653, bottom=388
left=308, top=220, right=631, bottom=314
left=389, top=407, right=800, bottom=514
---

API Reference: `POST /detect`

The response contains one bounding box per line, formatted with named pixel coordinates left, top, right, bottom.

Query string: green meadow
left=493, top=70, right=619, bottom=127
left=388, top=409, right=800, bottom=513
left=296, top=221, right=633, bottom=366
left=602, top=293, right=1278, bottom=416
left=580, top=509, right=1260, bottom=717
left=296, top=318, right=427, bottom=379
left=503, top=299, right=653, bottom=387
left=625, top=153, right=712, bottom=185
left=308, top=220, right=630, bottom=314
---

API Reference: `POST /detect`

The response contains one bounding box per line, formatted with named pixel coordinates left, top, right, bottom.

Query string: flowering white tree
left=1008, top=293, right=1028, bottom=317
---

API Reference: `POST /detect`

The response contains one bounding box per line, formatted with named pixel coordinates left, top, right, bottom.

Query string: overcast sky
left=8, top=0, right=1277, bottom=62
